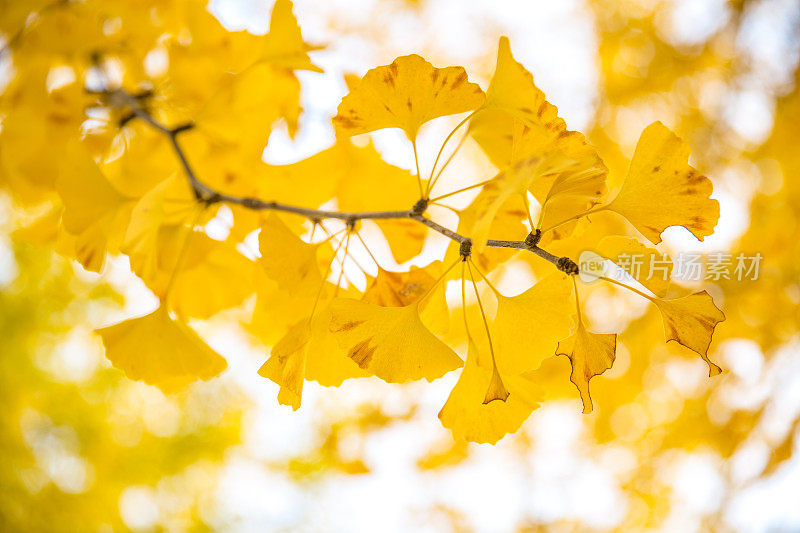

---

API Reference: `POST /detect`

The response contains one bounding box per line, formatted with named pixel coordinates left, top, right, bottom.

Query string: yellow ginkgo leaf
left=362, top=265, right=438, bottom=308
left=258, top=320, right=309, bottom=410
left=556, top=322, right=616, bottom=414
left=194, top=62, right=302, bottom=145
left=596, top=235, right=672, bottom=297
left=55, top=142, right=134, bottom=272
left=100, top=123, right=179, bottom=199
left=122, top=176, right=214, bottom=292
left=607, top=121, right=720, bottom=244
left=167, top=235, right=258, bottom=319
left=471, top=111, right=607, bottom=241
left=531, top=160, right=608, bottom=241
left=484, top=36, right=563, bottom=120
left=363, top=262, right=450, bottom=334
left=375, top=219, right=428, bottom=264
left=482, top=36, right=560, bottom=125
left=333, top=54, right=485, bottom=140
left=249, top=267, right=319, bottom=345
left=0, top=73, right=88, bottom=204
left=304, top=303, right=370, bottom=386
left=260, top=0, right=322, bottom=73
left=261, top=142, right=348, bottom=208
left=470, top=37, right=607, bottom=240
left=653, top=290, right=725, bottom=376
left=259, top=303, right=369, bottom=409
left=439, top=340, right=540, bottom=444
left=494, top=272, right=576, bottom=374
left=97, top=306, right=227, bottom=393
left=258, top=212, right=329, bottom=296
left=56, top=141, right=130, bottom=236
left=328, top=298, right=463, bottom=383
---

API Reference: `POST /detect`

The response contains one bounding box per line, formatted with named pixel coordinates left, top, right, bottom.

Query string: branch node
left=411, top=198, right=428, bottom=216
left=133, top=89, right=154, bottom=102
left=459, top=239, right=472, bottom=261
left=118, top=112, right=135, bottom=128
left=171, top=122, right=195, bottom=135
left=556, top=256, right=579, bottom=275
left=201, top=191, right=222, bottom=205
left=242, top=197, right=262, bottom=210
left=345, top=216, right=357, bottom=231
left=524, top=229, right=542, bottom=248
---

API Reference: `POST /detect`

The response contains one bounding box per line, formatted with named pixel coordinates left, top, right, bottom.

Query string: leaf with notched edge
left=328, top=299, right=462, bottom=383
left=333, top=54, right=485, bottom=141
left=653, top=290, right=725, bottom=376
left=556, top=322, right=616, bottom=414
left=607, top=121, right=720, bottom=244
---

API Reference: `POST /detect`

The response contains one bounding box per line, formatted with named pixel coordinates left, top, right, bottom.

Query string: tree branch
left=104, top=88, right=579, bottom=274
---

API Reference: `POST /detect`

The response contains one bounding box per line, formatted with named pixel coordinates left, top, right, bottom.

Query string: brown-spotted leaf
left=328, top=299, right=462, bottom=383
left=333, top=54, right=485, bottom=140
left=607, top=122, right=720, bottom=244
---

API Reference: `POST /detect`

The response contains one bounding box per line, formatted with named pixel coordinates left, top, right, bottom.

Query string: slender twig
left=104, top=88, right=579, bottom=274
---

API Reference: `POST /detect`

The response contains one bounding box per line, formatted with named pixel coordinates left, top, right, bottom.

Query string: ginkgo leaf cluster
left=0, top=0, right=725, bottom=445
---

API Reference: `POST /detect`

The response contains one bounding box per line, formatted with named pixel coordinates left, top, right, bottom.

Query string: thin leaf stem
left=354, top=231, right=380, bottom=268
left=429, top=178, right=493, bottom=203
left=468, top=259, right=501, bottom=297
left=598, top=275, right=655, bottom=302
left=541, top=205, right=608, bottom=234
left=417, top=257, right=461, bottom=306
left=412, top=140, right=424, bottom=198
left=572, top=275, right=582, bottom=323
left=466, top=261, right=497, bottom=364
left=309, top=229, right=348, bottom=320
left=426, top=111, right=475, bottom=197
left=333, top=231, right=352, bottom=297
